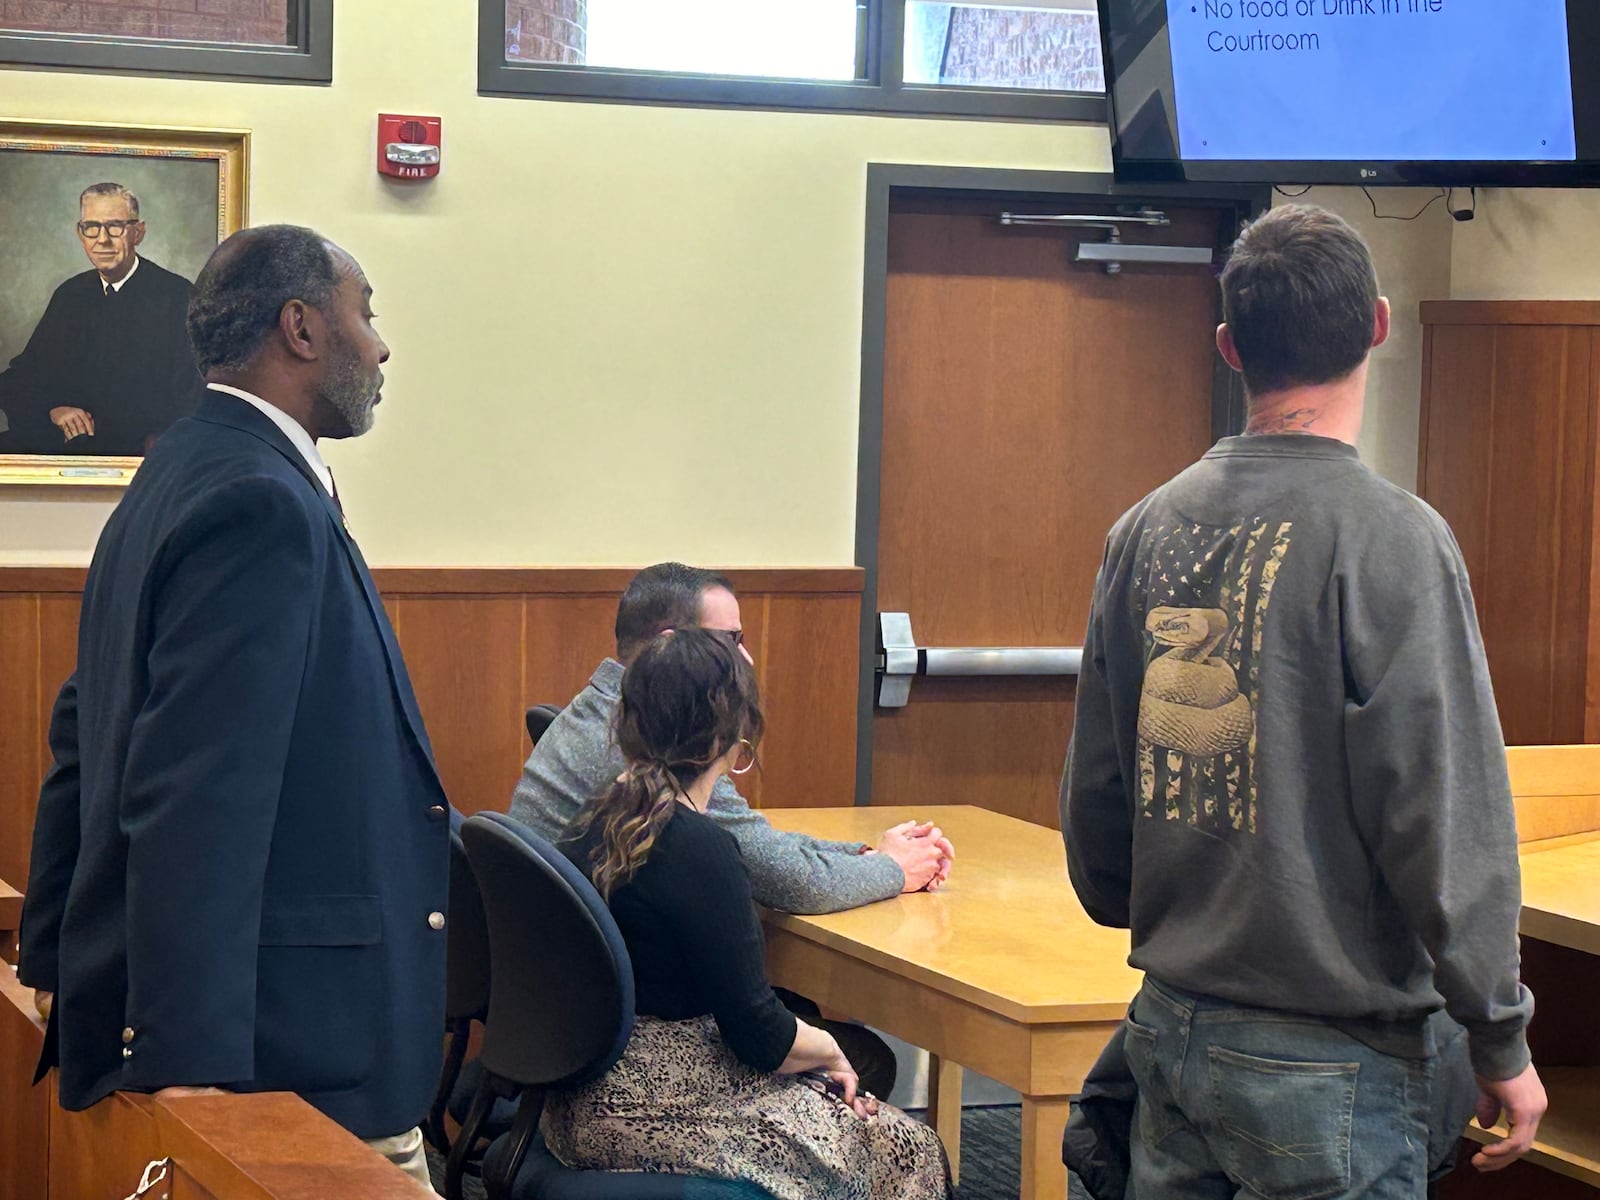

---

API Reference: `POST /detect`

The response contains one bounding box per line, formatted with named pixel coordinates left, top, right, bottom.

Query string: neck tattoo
left=1246, top=406, right=1323, bottom=436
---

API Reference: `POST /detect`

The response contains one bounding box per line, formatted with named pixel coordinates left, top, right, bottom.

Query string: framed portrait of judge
left=0, top=120, right=248, bottom=486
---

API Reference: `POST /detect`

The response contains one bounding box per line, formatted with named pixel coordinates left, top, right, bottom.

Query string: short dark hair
left=1220, top=204, right=1379, bottom=396
left=186, top=225, right=339, bottom=376
left=614, top=562, right=735, bottom=663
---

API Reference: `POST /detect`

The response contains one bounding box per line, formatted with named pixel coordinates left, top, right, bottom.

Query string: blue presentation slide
left=1166, top=0, right=1576, bottom=161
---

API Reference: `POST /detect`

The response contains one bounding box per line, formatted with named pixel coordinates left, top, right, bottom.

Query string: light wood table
left=1518, top=834, right=1600, bottom=956
left=762, top=805, right=1141, bottom=1200
left=1460, top=834, right=1600, bottom=1189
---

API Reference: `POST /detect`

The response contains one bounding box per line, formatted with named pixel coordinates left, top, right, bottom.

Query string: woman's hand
left=822, top=1045, right=879, bottom=1119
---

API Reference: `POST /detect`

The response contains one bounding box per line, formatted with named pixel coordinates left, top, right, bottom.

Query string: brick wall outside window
left=505, top=0, right=585, bottom=65
left=1, top=0, right=294, bottom=46
left=943, top=8, right=1102, bottom=93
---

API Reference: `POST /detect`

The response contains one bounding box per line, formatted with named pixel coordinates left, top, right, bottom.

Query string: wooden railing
left=1, top=911, right=429, bottom=1200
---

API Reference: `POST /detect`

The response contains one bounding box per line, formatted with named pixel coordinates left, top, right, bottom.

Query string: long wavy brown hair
left=567, top=627, right=764, bottom=899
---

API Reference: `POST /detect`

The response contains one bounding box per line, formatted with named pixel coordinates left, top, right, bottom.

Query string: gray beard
left=321, top=353, right=378, bottom=438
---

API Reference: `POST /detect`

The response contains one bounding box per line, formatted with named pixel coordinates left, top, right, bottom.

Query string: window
left=0, top=0, right=332, bottom=82
left=904, top=3, right=1104, bottom=93
left=480, top=0, right=1107, bottom=122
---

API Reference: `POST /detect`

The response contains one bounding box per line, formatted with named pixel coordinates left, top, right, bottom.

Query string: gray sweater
left=509, top=658, right=904, bottom=914
left=1062, top=435, right=1532, bottom=1081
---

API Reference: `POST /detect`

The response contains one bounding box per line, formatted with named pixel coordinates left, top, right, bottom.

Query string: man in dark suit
left=0, top=181, right=206, bottom=455
left=18, top=224, right=449, bottom=1186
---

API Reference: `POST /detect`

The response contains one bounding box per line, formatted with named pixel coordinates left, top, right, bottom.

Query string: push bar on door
left=876, top=612, right=1083, bottom=707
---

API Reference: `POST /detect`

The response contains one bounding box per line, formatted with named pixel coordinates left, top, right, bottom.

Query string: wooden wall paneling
left=520, top=594, right=620, bottom=717
left=733, top=595, right=769, bottom=810
left=1421, top=300, right=1600, bottom=327
left=1481, top=328, right=1589, bottom=745
left=756, top=594, right=859, bottom=810
left=36, top=595, right=79, bottom=737
left=0, top=568, right=866, bottom=878
left=0, top=596, right=40, bottom=892
left=389, top=597, right=526, bottom=818
left=1421, top=325, right=1497, bottom=594
left=1587, top=330, right=1600, bottom=743
left=1422, top=305, right=1600, bottom=748
left=1547, top=330, right=1594, bottom=746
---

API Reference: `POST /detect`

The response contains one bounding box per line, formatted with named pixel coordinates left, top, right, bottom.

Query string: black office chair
left=427, top=829, right=517, bottom=1174
left=454, top=813, right=775, bottom=1200
left=426, top=830, right=488, bottom=1153
left=525, top=704, right=561, bottom=747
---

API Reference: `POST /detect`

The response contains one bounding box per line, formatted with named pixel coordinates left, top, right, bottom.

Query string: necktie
left=103, top=284, right=116, bottom=300
left=328, top=472, right=350, bottom=534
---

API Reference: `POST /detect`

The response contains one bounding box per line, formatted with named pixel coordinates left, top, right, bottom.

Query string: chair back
left=525, top=703, right=561, bottom=748
left=460, top=812, right=634, bottom=1090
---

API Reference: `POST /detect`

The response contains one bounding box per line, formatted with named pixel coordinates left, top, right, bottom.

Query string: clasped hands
left=869, top=820, right=955, bottom=893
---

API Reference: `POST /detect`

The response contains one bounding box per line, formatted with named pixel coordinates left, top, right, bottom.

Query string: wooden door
left=1416, top=302, right=1600, bottom=746
left=870, top=196, right=1233, bottom=828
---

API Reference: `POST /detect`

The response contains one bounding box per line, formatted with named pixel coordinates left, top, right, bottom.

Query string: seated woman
left=544, top=627, right=950, bottom=1200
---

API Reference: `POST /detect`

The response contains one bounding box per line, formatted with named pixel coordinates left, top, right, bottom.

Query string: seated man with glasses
left=511, top=561, right=955, bottom=1101
left=0, top=182, right=206, bottom=456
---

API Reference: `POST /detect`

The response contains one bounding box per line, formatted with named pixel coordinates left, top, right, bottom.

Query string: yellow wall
left=1451, top=189, right=1600, bottom=301
left=0, top=1, right=1110, bottom=566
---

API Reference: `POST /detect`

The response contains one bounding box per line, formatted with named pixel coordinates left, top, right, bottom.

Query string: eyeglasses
left=77, top=220, right=140, bottom=239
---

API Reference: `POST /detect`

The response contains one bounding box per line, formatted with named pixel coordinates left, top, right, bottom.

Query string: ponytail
left=568, top=761, right=687, bottom=899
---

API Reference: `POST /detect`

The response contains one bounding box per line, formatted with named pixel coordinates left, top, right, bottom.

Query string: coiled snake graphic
left=1138, top=607, right=1254, bottom=756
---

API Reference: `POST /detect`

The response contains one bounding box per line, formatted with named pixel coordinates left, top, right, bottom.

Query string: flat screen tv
left=1098, top=0, right=1600, bottom=186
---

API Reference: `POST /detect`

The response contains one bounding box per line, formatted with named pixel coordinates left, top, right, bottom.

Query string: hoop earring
left=730, top=738, right=757, bottom=776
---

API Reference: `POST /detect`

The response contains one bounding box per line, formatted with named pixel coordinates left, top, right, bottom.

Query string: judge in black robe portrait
left=0, top=182, right=206, bottom=457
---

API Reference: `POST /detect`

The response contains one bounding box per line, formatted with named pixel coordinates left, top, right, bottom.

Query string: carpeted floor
left=427, top=1103, right=1091, bottom=1200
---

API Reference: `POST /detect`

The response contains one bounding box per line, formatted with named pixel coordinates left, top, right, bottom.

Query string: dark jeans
left=774, top=988, right=899, bottom=1101
left=1124, top=978, right=1464, bottom=1200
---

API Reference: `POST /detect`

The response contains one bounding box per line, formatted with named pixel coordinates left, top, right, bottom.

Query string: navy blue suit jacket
left=19, top=390, right=451, bottom=1139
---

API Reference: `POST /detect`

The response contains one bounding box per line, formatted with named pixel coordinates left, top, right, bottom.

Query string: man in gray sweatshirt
left=511, top=561, right=953, bottom=1099
left=1061, top=204, right=1545, bottom=1199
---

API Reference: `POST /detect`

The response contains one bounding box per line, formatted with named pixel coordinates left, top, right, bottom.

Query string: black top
left=562, top=803, right=797, bottom=1072
left=0, top=257, right=207, bottom=456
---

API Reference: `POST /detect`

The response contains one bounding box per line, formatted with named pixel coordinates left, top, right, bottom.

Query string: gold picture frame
left=0, top=119, right=248, bottom=487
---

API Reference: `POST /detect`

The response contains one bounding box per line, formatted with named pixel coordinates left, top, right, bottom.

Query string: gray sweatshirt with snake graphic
left=1062, top=434, right=1533, bottom=1081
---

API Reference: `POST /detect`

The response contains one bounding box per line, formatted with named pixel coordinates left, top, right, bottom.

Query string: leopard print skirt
left=542, top=1014, right=951, bottom=1200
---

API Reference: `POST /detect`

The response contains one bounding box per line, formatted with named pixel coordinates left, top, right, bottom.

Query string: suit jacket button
left=122, top=1047, right=133, bottom=1059
left=428, top=806, right=447, bottom=821
left=122, top=1027, right=136, bottom=1044
left=428, top=911, right=446, bottom=931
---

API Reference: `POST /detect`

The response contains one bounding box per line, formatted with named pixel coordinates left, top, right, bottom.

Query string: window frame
left=0, top=0, right=332, bottom=84
left=477, top=0, right=1108, bottom=123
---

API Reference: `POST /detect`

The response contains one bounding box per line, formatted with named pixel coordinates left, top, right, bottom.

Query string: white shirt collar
left=102, top=255, right=139, bottom=294
left=206, top=383, right=335, bottom=498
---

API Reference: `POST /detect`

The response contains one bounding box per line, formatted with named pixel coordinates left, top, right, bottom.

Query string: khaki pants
left=367, top=1126, right=434, bottom=1192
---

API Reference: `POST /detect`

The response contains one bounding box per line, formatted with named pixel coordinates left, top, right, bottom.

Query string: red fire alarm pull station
left=378, top=115, right=441, bottom=179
